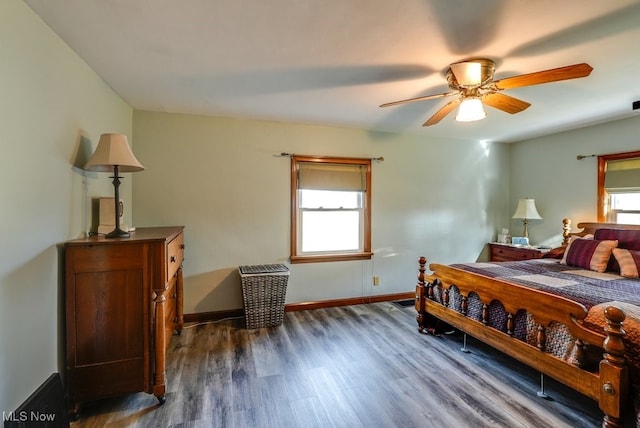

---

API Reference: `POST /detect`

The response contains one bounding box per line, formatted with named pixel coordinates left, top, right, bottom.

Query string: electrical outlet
left=373, top=276, right=380, bottom=286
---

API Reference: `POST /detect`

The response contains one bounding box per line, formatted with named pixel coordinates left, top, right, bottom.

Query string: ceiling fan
left=379, top=59, right=593, bottom=126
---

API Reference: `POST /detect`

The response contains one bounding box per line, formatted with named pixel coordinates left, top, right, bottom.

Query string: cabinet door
left=66, top=243, right=149, bottom=403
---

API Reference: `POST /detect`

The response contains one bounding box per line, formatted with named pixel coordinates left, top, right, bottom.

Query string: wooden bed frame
left=415, top=220, right=640, bottom=428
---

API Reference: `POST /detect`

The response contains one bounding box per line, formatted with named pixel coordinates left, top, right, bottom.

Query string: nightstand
left=488, top=242, right=544, bottom=262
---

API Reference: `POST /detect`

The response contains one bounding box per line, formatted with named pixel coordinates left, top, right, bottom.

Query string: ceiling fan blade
left=450, top=61, right=482, bottom=87
left=493, top=63, right=593, bottom=90
left=423, top=99, right=461, bottom=126
left=380, top=91, right=455, bottom=108
left=482, top=92, right=531, bottom=114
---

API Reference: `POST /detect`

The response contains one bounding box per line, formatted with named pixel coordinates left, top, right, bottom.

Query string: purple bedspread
left=449, top=258, right=640, bottom=310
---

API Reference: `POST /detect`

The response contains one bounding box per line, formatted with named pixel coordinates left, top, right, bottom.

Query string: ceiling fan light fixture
left=455, top=98, right=486, bottom=122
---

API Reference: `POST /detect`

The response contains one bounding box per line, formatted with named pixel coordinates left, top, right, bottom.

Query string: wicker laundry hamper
left=239, top=264, right=290, bottom=329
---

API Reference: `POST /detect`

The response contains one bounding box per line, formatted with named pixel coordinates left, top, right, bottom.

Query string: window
left=610, top=193, right=640, bottom=224
left=290, top=156, right=372, bottom=263
left=598, top=150, right=640, bottom=224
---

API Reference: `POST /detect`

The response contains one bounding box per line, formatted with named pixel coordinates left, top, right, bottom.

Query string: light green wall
left=510, top=116, right=640, bottom=247
left=0, top=0, right=132, bottom=412
left=133, top=111, right=510, bottom=314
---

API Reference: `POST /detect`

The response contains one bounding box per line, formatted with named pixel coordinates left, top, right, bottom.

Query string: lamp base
left=105, top=227, right=130, bottom=239
left=104, top=165, right=130, bottom=239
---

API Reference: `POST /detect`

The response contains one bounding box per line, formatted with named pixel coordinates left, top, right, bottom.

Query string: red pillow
left=594, top=228, right=640, bottom=250
left=612, top=248, right=640, bottom=278
left=543, top=246, right=566, bottom=259
left=561, top=238, right=618, bottom=272
left=594, top=228, right=640, bottom=271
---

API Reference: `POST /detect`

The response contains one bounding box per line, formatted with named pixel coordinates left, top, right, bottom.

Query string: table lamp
left=512, top=198, right=542, bottom=238
left=85, top=133, right=144, bottom=238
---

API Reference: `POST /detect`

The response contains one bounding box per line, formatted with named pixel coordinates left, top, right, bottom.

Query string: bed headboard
left=562, top=218, right=640, bottom=245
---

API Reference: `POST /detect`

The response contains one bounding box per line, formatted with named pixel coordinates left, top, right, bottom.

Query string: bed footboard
left=415, top=256, right=629, bottom=428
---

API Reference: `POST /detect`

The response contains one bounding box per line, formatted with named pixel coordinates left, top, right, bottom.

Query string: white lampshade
left=512, top=198, right=543, bottom=220
left=85, top=133, right=144, bottom=172
left=455, top=98, right=486, bottom=122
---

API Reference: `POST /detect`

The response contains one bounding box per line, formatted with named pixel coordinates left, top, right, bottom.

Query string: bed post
left=600, top=306, right=628, bottom=428
left=562, top=218, right=572, bottom=246
left=416, top=257, right=427, bottom=333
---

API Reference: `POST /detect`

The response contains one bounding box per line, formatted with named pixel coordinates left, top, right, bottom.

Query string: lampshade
left=512, top=198, right=543, bottom=220
left=455, top=98, right=486, bottom=122
left=85, top=133, right=144, bottom=172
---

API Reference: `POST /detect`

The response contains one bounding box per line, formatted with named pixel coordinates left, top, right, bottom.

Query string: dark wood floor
left=71, top=302, right=606, bottom=427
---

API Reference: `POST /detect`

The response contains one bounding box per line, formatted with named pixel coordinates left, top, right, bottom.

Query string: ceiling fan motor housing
left=447, top=58, right=496, bottom=89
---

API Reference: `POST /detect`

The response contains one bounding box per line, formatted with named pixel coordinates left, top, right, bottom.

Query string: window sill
left=290, top=252, right=373, bottom=264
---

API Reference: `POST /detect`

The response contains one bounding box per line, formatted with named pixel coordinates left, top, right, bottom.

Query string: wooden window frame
left=597, top=150, right=640, bottom=222
left=290, top=155, right=373, bottom=264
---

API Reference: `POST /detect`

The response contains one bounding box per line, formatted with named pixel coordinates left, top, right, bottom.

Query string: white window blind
left=604, top=157, right=640, bottom=193
left=297, top=162, right=367, bottom=191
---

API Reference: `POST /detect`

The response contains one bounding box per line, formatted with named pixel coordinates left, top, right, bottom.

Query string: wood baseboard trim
left=183, top=309, right=244, bottom=324
left=284, top=292, right=414, bottom=312
left=183, top=292, right=414, bottom=324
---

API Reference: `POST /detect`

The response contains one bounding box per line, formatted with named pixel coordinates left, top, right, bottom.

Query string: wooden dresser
left=488, top=242, right=544, bottom=262
left=64, top=226, right=184, bottom=416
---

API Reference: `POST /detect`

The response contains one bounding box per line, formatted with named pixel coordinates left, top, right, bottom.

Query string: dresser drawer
left=489, top=243, right=542, bottom=262
left=167, top=232, right=184, bottom=280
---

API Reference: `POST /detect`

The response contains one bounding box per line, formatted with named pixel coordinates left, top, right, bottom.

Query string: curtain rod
left=578, top=150, right=640, bottom=160
left=278, top=152, right=384, bottom=162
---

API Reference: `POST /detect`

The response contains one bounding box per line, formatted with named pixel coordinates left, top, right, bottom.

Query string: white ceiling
left=25, top=0, right=640, bottom=143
